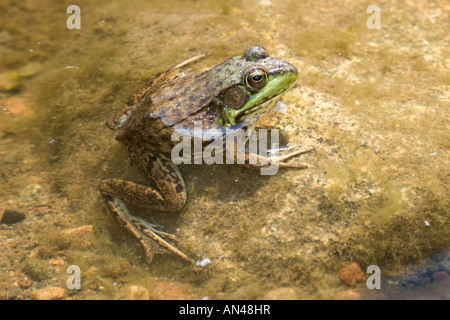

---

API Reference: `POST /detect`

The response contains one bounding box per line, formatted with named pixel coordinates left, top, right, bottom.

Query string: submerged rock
left=116, top=285, right=150, bottom=300
left=338, top=262, right=365, bottom=287
left=151, top=281, right=189, bottom=300
left=0, top=209, right=26, bottom=225
left=263, top=287, right=298, bottom=300
left=22, top=258, right=51, bottom=281
left=31, top=287, right=66, bottom=300
left=62, top=225, right=95, bottom=250
left=0, top=70, right=22, bottom=91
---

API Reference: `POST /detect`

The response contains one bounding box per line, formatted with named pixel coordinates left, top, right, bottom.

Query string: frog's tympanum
left=100, top=46, right=311, bottom=264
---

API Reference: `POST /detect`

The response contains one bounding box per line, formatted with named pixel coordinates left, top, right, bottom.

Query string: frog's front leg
left=99, top=153, right=194, bottom=264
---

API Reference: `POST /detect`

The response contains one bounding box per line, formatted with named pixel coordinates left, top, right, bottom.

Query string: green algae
left=22, top=258, right=52, bottom=282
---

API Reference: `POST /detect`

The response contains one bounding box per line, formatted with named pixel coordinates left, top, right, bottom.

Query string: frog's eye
left=246, top=68, right=267, bottom=90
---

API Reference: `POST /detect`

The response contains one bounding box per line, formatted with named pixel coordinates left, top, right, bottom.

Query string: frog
left=100, top=46, right=312, bottom=264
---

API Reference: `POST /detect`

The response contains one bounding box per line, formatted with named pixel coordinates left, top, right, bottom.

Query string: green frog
left=100, top=46, right=311, bottom=264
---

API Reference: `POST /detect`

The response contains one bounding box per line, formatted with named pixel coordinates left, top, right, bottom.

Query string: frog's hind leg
left=99, top=176, right=193, bottom=264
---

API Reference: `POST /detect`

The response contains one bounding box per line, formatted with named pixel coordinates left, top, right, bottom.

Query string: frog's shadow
left=179, top=128, right=294, bottom=205
left=119, top=163, right=275, bottom=236
left=104, top=127, right=296, bottom=229
left=180, top=163, right=273, bottom=205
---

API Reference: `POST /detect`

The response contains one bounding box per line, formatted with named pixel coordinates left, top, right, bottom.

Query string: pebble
left=36, top=246, right=54, bottom=259
left=19, top=278, right=34, bottom=288
left=432, top=271, right=449, bottom=282
left=49, top=259, right=65, bottom=266
left=152, top=281, right=189, bottom=300
left=439, top=259, right=450, bottom=273
left=263, top=288, right=298, bottom=300
left=23, top=258, right=51, bottom=281
left=338, top=262, right=365, bottom=287
left=403, top=274, right=420, bottom=286
left=0, top=70, right=22, bottom=91
left=0, top=209, right=26, bottom=225
left=195, top=257, right=211, bottom=267
left=18, top=62, right=41, bottom=78
left=335, top=290, right=361, bottom=300
left=116, top=285, right=150, bottom=300
left=62, top=225, right=94, bottom=250
left=3, top=97, right=29, bottom=116
left=31, top=287, right=66, bottom=300
left=100, top=258, right=131, bottom=277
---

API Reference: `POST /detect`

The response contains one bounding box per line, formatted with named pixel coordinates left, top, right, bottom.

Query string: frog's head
left=212, top=46, right=298, bottom=127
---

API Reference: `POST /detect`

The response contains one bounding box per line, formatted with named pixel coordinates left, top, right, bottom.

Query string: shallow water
left=0, top=0, right=448, bottom=300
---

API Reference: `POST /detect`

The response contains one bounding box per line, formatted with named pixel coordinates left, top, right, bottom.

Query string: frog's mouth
left=235, top=81, right=294, bottom=126
left=237, top=93, right=282, bottom=123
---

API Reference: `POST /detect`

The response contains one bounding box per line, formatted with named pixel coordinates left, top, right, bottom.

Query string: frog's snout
left=270, top=61, right=298, bottom=77
left=282, top=63, right=298, bottom=83
left=282, top=58, right=298, bottom=75
left=286, top=62, right=298, bottom=76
